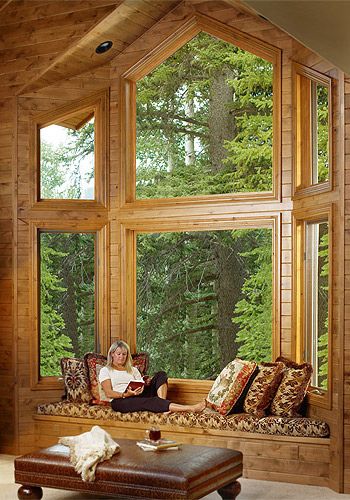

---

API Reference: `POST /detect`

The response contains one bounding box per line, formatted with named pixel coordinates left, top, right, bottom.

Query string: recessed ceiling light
left=95, top=41, right=113, bottom=54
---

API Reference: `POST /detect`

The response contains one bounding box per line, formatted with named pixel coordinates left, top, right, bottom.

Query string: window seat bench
left=35, top=401, right=331, bottom=489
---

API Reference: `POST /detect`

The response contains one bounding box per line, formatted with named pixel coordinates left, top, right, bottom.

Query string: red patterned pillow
left=270, top=357, right=313, bottom=417
left=60, top=357, right=91, bottom=403
left=84, top=351, right=150, bottom=405
left=84, top=352, right=107, bottom=404
left=206, top=358, right=257, bottom=416
left=243, top=361, right=284, bottom=418
left=131, top=352, right=149, bottom=376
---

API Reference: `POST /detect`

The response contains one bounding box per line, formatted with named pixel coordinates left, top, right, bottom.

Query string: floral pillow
left=269, top=357, right=313, bottom=417
left=206, top=358, right=257, bottom=416
left=60, top=357, right=91, bottom=403
left=243, top=361, right=284, bottom=418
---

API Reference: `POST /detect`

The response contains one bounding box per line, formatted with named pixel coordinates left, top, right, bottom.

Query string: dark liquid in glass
left=149, top=429, right=161, bottom=441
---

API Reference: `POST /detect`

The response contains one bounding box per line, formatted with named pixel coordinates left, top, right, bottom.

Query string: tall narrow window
left=39, top=231, right=96, bottom=376
left=305, top=221, right=329, bottom=389
left=136, top=228, right=272, bottom=379
left=311, top=82, right=329, bottom=184
left=294, top=63, right=331, bottom=194
left=40, top=116, right=95, bottom=200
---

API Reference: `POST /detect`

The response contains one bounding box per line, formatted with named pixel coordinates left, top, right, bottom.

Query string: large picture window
left=122, top=17, right=281, bottom=204
left=135, top=227, right=273, bottom=379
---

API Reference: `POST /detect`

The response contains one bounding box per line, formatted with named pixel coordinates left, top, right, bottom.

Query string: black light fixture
left=95, top=40, right=113, bottom=54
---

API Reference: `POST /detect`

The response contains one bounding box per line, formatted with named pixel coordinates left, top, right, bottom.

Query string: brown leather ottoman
left=14, top=438, right=242, bottom=499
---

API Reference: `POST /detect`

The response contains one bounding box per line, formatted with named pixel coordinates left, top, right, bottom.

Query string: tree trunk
left=208, top=68, right=243, bottom=368
left=208, top=69, right=235, bottom=172
left=61, top=263, right=79, bottom=356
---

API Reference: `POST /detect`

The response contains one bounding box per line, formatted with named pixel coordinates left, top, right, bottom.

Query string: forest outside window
left=122, top=19, right=281, bottom=203
left=39, top=231, right=96, bottom=377
left=135, top=227, right=273, bottom=379
left=305, top=221, right=329, bottom=391
left=294, top=210, right=331, bottom=401
left=40, top=116, right=95, bottom=200
left=294, top=63, right=331, bottom=195
left=32, top=90, right=108, bottom=207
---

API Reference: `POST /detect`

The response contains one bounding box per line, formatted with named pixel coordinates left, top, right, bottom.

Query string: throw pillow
left=243, top=361, right=284, bottom=418
left=131, top=352, right=149, bottom=376
left=96, top=364, right=112, bottom=406
left=60, top=357, right=91, bottom=403
left=206, top=358, right=257, bottom=416
left=84, top=352, right=107, bottom=404
left=269, top=357, right=313, bottom=417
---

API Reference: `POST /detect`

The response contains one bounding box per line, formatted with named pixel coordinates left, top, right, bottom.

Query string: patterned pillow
left=60, top=357, right=91, bottom=403
left=269, top=357, right=313, bottom=417
left=84, top=352, right=107, bottom=404
left=206, top=358, right=257, bottom=416
left=243, top=361, right=284, bottom=417
left=84, top=351, right=150, bottom=405
left=96, top=364, right=112, bottom=406
left=131, top=352, right=149, bottom=376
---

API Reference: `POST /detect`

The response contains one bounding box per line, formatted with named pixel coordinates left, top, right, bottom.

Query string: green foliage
left=40, top=120, right=94, bottom=199
left=317, top=229, right=329, bottom=389
left=316, top=85, right=329, bottom=183
left=40, top=242, right=73, bottom=376
left=233, top=230, right=272, bottom=361
left=136, top=32, right=273, bottom=199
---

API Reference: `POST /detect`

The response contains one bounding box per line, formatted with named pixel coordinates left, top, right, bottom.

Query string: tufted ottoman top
left=15, top=439, right=243, bottom=499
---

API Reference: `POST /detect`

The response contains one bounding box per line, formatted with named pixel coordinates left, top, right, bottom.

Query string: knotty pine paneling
left=15, top=65, right=110, bottom=453
left=0, top=98, right=14, bottom=453
left=343, top=80, right=350, bottom=493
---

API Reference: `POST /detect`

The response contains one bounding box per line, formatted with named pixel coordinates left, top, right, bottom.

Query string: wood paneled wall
left=0, top=97, right=15, bottom=453
left=6, top=0, right=347, bottom=492
left=344, top=79, right=350, bottom=494
left=15, top=66, right=110, bottom=454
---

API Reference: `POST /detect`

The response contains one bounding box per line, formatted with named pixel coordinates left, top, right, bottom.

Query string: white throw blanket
left=58, top=425, right=119, bottom=482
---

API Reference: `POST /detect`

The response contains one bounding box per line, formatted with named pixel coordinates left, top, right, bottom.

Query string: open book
left=126, top=380, right=145, bottom=391
left=136, top=439, right=180, bottom=451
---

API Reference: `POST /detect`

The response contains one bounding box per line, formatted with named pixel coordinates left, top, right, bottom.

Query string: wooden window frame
left=120, top=214, right=280, bottom=390
left=30, top=89, right=109, bottom=210
left=293, top=63, right=332, bottom=198
left=29, top=220, right=109, bottom=390
left=293, top=205, right=332, bottom=408
left=120, top=14, right=281, bottom=207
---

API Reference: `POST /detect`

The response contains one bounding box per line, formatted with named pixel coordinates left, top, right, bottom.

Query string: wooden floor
left=2, top=454, right=350, bottom=500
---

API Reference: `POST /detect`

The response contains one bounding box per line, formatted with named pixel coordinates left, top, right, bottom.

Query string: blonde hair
left=107, top=340, right=133, bottom=373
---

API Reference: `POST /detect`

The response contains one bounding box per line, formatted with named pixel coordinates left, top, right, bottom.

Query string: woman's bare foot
left=192, top=400, right=206, bottom=413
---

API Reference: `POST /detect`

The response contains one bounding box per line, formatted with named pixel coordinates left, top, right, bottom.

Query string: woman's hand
left=125, top=385, right=144, bottom=397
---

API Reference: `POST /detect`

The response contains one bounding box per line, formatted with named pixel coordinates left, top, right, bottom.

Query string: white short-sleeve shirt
left=98, top=366, right=142, bottom=394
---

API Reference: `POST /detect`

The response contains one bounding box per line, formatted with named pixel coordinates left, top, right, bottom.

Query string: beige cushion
left=206, top=358, right=257, bottom=416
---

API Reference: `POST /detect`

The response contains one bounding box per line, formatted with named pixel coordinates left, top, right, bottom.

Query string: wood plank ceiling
left=0, top=0, right=181, bottom=98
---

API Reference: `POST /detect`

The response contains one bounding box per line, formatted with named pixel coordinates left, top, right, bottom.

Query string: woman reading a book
left=99, top=340, right=206, bottom=414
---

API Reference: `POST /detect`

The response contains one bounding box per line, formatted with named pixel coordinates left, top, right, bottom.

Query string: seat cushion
left=37, top=402, right=329, bottom=438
